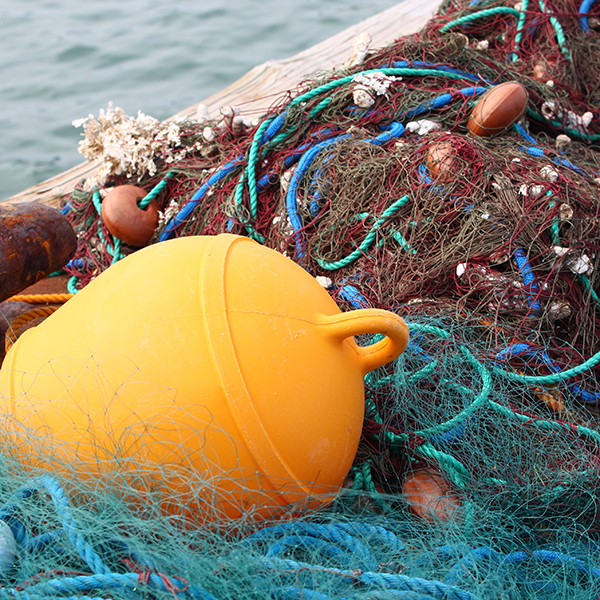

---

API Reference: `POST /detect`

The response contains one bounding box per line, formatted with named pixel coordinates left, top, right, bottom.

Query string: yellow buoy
left=0, top=234, right=408, bottom=521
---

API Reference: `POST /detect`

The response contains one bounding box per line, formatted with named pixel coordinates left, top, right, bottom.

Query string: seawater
left=0, top=0, right=400, bottom=201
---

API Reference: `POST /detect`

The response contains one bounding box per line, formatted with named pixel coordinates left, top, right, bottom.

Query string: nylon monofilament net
left=3, top=0, right=600, bottom=598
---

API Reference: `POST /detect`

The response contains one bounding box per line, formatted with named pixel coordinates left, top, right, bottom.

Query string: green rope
left=67, top=276, right=80, bottom=295
left=414, top=346, right=492, bottom=438
left=439, top=7, right=521, bottom=33
left=415, top=443, right=471, bottom=488
left=547, top=198, right=560, bottom=246
left=511, top=0, right=529, bottom=61
left=316, top=195, right=412, bottom=270
left=547, top=191, right=600, bottom=321
left=244, top=118, right=273, bottom=221
left=536, top=0, right=571, bottom=60
left=578, top=273, right=600, bottom=306
left=264, top=96, right=334, bottom=152
left=488, top=400, right=600, bottom=444
left=492, top=350, right=600, bottom=384
left=138, top=173, right=173, bottom=209
left=527, top=108, right=600, bottom=142
left=92, top=190, right=125, bottom=265
left=239, top=66, right=484, bottom=239
left=91, top=190, right=102, bottom=214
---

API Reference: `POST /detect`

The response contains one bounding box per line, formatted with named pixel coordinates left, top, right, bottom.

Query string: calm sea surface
left=0, top=0, right=400, bottom=201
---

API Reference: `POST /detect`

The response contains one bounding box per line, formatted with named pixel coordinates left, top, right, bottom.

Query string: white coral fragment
left=519, top=184, right=545, bottom=199
left=352, top=72, right=400, bottom=97
left=555, top=134, right=571, bottom=149
left=73, top=102, right=182, bottom=190
left=553, top=246, right=594, bottom=274
left=542, top=101, right=594, bottom=129
left=195, top=104, right=210, bottom=123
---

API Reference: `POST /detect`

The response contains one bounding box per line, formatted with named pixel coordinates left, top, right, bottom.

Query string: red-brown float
left=100, top=185, right=159, bottom=247
left=467, top=82, right=528, bottom=138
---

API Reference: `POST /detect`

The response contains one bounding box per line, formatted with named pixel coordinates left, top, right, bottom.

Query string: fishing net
left=2, top=0, right=600, bottom=597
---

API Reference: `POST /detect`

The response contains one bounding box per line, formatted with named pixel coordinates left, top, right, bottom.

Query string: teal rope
left=488, top=400, right=600, bottom=444
left=537, top=0, right=571, bottom=60
left=511, top=0, right=529, bottom=61
left=265, top=96, right=334, bottom=151
left=67, top=276, right=80, bottom=295
left=239, top=66, right=483, bottom=237
left=138, top=173, right=172, bottom=209
left=366, top=319, right=600, bottom=490
left=528, top=108, right=600, bottom=142
left=91, top=190, right=102, bottom=215
left=492, top=350, right=600, bottom=384
left=414, top=346, right=492, bottom=438
left=440, top=7, right=521, bottom=33
left=415, top=443, right=471, bottom=488
left=92, top=190, right=125, bottom=265
left=579, top=272, right=600, bottom=306
left=316, top=195, right=412, bottom=270
left=244, top=118, right=273, bottom=221
left=547, top=192, right=600, bottom=318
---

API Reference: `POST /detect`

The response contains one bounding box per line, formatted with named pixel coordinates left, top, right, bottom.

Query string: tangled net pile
left=4, top=0, right=600, bottom=598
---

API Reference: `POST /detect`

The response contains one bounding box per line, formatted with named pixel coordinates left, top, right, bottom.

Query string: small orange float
left=100, top=185, right=159, bottom=246
left=426, top=140, right=456, bottom=178
left=402, top=467, right=460, bottom=522
left=467, top=82, right=528, bottom=138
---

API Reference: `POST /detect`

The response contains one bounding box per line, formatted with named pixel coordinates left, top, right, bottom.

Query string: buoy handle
left=319, top=309, right=409, bottom=374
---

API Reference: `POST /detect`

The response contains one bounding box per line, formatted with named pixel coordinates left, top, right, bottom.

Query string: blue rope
left=159, top=155, right=244, bottom=241
left=513, top=123, right=589, bottom=176
left=4, top=477, right=600, bottom=599
left=579, top=0, right=596, bottom=30
left=242, top=522, right=378, bottom=571
left=286, top=132, right=353, bottom=258
left=286, top=123, right=406, bottom=259
left=64, top=258, right=90, bottom=270
left=495, top=342, right=600, bottom=403
left=339, top=284, right=370, bottom=308
left=512, top=247, right=541, bottom=314
left=37, top=476, right=110, bottom=575
left=402, top=86, right=486, bottom=120
left=253, top=556, right=482, bottom=600
left=391, top=61, right=489, bottom=84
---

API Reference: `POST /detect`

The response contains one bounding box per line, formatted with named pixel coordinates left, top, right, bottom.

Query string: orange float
left=426, top=140, right=456, bottom=179
left=402, top=467, right=460, bottom=522
left=100, top=185, right=159, bottom=246
left=467, top=82, right=528, bottom=138
left=0, top=234, right=409, bottom=522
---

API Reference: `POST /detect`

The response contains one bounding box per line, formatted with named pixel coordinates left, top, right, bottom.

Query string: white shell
left=316, top=276, right=333, bottom=289
left=540, top=166, right=559, bottom=182
left=202, top=127, right=216, bottom=142
left=353, top=86, right=376, bottom=108
left=195, top=104, right=210, bottom=123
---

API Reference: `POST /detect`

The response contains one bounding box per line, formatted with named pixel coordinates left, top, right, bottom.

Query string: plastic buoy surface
left=467, top=82, right=528, bottom=138
left=402, top=468, right=460, bottom=522
left=100, top=185, right=159, bottom=246
left=0, top=234, right=409, bottom=522
left=0, top=202, right=76, bottom=302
